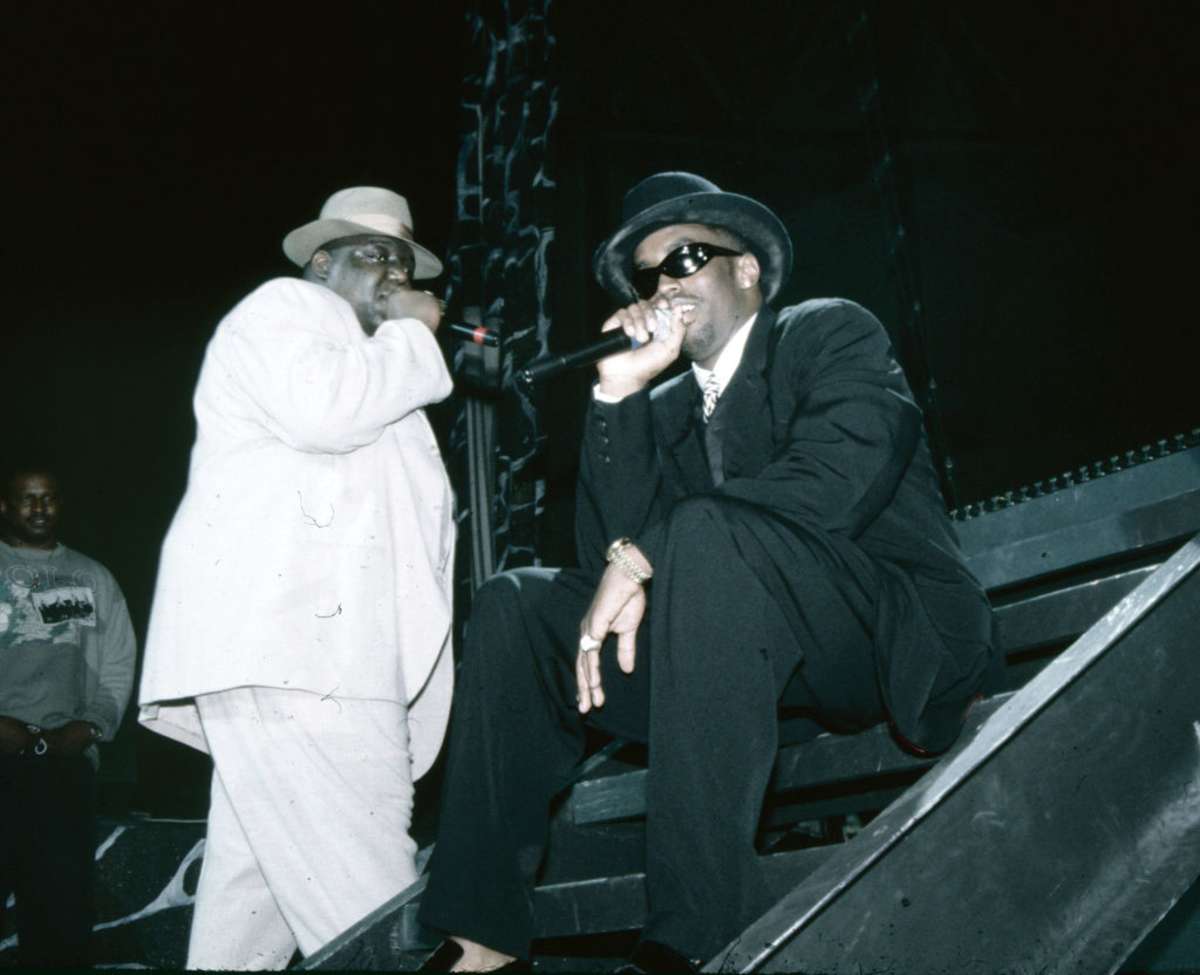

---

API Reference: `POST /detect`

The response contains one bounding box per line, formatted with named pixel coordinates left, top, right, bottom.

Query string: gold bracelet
left=605, top=537, right=653, bottom=585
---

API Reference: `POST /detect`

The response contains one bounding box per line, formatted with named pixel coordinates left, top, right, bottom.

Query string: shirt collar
left=0, top=538, right=61, bottom=560
left=692, top=312, right=757, bottom=395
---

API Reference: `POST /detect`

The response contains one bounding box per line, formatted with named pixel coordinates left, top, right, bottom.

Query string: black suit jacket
left=576, top=299, right=993, bottom=751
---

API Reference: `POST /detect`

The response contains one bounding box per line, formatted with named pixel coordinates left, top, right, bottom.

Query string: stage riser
left=714, top=540, right=1200, bottom=974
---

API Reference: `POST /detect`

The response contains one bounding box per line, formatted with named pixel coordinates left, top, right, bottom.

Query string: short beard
left=682, top=322, right=717, bottom=363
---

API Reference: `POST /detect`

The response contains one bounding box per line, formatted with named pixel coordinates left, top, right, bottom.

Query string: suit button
left=600, top=435, right=610, bottom=445
left=602, top=454, right=612, bottom=464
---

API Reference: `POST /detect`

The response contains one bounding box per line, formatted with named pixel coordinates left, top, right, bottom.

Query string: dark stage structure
left=3, top=1, right=1198, bottom=971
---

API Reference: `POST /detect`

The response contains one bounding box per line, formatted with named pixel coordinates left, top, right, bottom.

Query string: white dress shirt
left=690, top=312, right=757, bottom=402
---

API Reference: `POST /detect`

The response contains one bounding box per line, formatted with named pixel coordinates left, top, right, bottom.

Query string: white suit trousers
left=186, top=687, right=419, bottom=970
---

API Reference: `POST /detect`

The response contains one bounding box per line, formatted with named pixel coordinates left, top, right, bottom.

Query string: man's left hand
left=42, top=721, right=96, bottom=756
left=577, top=559, right=649, bottom=713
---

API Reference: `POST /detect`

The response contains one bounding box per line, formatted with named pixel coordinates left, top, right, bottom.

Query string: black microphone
left=516, top=331, right=635, bottom=387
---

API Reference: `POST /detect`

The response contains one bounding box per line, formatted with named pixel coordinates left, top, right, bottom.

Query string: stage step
left=711, top=534, right=1200, bottom=973
left=300, top=847, right=836, bottom=970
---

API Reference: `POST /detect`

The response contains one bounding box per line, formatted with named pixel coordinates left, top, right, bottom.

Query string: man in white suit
left=139, top=187, right=456, bottom=969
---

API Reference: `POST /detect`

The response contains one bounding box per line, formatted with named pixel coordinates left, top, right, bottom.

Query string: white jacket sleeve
left=219, top=281, right=454, bottom=454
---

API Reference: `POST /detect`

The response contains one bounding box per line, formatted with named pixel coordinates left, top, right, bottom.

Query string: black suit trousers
left=420, top=495, right=889, bottom=960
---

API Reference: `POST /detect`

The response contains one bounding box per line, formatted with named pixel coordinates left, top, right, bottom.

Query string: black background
left=3, top=2, right=1197, bottom=812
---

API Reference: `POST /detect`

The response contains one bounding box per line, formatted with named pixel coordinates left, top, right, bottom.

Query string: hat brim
left=282, top=218, right=444, bottom=279
left=592, top=191, right=793, bottom=304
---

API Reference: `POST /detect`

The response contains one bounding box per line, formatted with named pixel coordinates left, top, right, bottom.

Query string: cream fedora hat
left=282, top=186, right=444, bottom=279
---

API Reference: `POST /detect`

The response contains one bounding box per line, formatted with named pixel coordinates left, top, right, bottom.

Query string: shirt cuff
left=81, top=711, right=112, bottom=740
left=592, top=383, right=627, bottom=404
left=375, top=317, right=432, bottom=338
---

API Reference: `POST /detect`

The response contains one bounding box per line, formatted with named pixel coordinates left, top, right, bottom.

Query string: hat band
left=345, top=212, right=415, bottom=241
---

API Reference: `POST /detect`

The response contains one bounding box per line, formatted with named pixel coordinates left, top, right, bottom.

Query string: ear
left=735, top=252, right=761, bottom=291
left=309, top=249, right=332, bottom=280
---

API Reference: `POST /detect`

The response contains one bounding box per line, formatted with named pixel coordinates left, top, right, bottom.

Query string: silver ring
left=578, top=633, right=602, bottom=654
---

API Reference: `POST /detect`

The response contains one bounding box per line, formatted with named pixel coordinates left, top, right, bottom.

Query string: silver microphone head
left=651, top=304, right=671, bottom=337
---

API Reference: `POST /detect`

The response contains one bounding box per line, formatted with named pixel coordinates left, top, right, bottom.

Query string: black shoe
left=613, top=939, right=701, bottom=973
left=418, top=938, right=531, bottom=972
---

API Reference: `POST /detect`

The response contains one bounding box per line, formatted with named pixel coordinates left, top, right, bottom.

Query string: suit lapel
left=706, top=307, right=778, bottom=482
left=653, top=373, right=714, bottom=494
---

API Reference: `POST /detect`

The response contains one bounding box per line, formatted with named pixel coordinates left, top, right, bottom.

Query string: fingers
left=386, top=289, right=443, bottom=330
left=575, top=632, right=605, bottom=713
left=657, top=306, right=686, bottom=352
left=585, top=644, right=604, bottom=709
left=601, top=300, right=669, bottom=346
left=617, top=629, right=637, bottom=674
left=575, top=649, right=589, bottom=713
left=624, top=303, right=656, bottom=346
left=421, top=290, right=449, bottom=319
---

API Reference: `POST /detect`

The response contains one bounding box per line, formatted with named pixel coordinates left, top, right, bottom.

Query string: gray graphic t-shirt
left=0, top=540, right=136, bottom=736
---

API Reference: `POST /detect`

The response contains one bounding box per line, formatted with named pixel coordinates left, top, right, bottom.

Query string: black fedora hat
left=592, top=172, right=794, bottom=304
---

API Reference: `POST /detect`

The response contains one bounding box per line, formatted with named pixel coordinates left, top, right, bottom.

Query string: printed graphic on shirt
left=32, top=587, right=96, bottom=627
left=0, top=574, right=96, bottom=647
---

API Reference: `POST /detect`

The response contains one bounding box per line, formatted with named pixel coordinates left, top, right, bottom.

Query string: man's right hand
left=0, top=715, right=35, bottom=755
left=42, top=721, right=96, bottom=757
left=385, top=288, right=444, bottom=335
left=595, top=299, right=687, bottom=399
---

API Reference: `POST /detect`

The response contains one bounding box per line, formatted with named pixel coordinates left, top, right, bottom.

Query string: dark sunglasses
left=630, top=242, right=743, bottom=300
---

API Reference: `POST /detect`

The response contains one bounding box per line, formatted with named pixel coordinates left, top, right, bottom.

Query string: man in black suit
left=419, top=172, right=993, bottom=973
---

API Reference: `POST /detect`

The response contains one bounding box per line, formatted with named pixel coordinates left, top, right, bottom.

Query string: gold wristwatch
left=605, top=537, right=653, bottom=584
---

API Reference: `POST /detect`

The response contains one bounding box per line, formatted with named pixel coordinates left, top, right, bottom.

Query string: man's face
left=0, top=472, right=61, bottom=549
left=631, top=223, right=759, bottom=369
left=313, top=235, right=417, bottom=335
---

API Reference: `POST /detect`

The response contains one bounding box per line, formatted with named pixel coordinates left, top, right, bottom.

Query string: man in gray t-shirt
left=0, top=466, right=136, bottom=967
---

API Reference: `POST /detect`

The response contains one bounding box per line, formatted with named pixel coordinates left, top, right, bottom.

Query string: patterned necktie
left=701, top=374, right=721, bottom=422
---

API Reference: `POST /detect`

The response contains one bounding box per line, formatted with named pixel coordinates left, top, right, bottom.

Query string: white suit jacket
left=139, top=277, right=455, bottom=779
